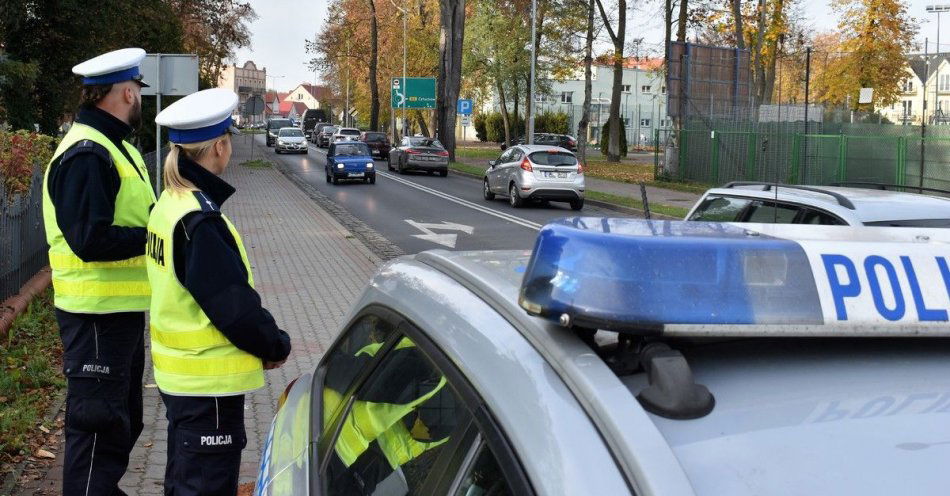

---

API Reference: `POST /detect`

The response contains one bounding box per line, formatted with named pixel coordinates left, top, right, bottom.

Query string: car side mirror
left=488, top=160, right=496, bottom=168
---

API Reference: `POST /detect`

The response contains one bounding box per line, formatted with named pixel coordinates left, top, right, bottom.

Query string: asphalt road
left=256, top=135, right=635, bottom=253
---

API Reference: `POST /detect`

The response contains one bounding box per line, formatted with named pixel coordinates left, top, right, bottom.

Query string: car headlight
left=337, top=164, right=344, bottom=169
left=366, top=163, right=374, bottom=168
left=277, top=140, right=285, bottom=145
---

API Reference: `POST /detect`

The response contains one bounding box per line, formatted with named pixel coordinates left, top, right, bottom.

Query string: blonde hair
left=162, top=134, right=230, bottom=193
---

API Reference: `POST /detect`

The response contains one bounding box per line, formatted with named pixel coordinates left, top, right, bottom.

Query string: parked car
left=266, top=118, right=294, bottom=147
left=255, top=219, right=950, bottom=496
left=484, top=144, right=584, bottom=210
left=359, top=131, right=391, bottom=159
left=387, top=136, right=449, bottom=176
left=301, top=109, right=329, bottom=140
left=316, top=125, right=338, bottom=147
left=333, top=127, right=362, bottom=143
left=325, top=141, right=375, bottom=185
left=505, top=133, right=578, bottom=152
left=275, top=127, right=308, bottom=154
left=686, top=182, right=950, bottom=226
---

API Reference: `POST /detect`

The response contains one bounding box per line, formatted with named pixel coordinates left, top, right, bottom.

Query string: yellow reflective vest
left=146, top=189, right=264, bottom=396
left=42, top=123, right=156, bottom=313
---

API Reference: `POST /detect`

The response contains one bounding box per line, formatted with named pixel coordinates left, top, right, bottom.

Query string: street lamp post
left=389, top=0, right=408, bottom=139
left=528, top=0, right=537, bottom=144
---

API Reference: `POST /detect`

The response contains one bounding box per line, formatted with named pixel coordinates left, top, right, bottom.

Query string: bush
left=474, top=113, right=488, bottom=142
left=600, top=119, right=628, bottom=158
left=535, top=111, right=570, bottom=134
left=485, top=112, right=505, bottom=143
left=0, top=130, right=57, bottom=195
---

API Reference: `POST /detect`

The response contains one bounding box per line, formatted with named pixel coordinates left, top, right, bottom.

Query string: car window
left=324, top=335, right=467, bottom=495
left=279, top=128, right=303, bottom=137
left=402, top=138, right=410, bottom=147
left=364, top=133, right=386, bottom=142
left=510, top=149, right=523, bottom=162
left=864, top=218, right=950, bottom=227
left=689, top=196, right=752, bottom=222
left=321, top=314, right=397, bottom=429
left=268, top=120, right=292, bottom=130
left=529, top=151, right=577, bottom=166
left=334, top=143, right=371, bottom=156
left=744, top=201, right=801, bottom=224
left=498, top=149, right=513, bottom=163
left=453, top=441, right=514, bottom=496
left=409, top=138, right=444, bottom=148
left=324, top=127, right=338, bottom=134
left=341, top=129, right=361, bottom=136
left=800, top=208, right=846, bottom=225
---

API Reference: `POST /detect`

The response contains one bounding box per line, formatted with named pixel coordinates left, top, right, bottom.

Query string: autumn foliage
left=0, top=131, right=56, bottom=196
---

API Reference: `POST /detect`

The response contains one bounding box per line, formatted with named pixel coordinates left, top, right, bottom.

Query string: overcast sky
left=233, top=0, right=943, bottom=93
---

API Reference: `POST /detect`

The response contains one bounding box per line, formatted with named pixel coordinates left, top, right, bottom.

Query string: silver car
left=388, top=136, right=449, bottom=176
left=255, top=219, right=950, bottom=495
left=332, top=127, right=361, bottom=143
left=275, top=127, right=308, bottom=154
left=484, top=145, right=585, bottom=210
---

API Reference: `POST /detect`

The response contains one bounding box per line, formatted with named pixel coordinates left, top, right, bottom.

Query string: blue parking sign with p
left=457, top=99, right=473, bottom=115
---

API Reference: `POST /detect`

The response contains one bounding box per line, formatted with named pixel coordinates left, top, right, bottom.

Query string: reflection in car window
left=800, top=209, right=846, bottom=225
left=364, top=133, right=386, bottom=142
left=279, top=128, right=304, bottom=137
left=324, top=127, right=338, bottom=134
left=334, top=143, right=372, bottom=156
left=498, top=149, right=513, bottom=163
left=409, top=138, right=444, bottom=148
left=745, top=201, right=800, bottom=223
left=454, top=442, right=514, bottom=496
left=689, top=196, right=752, bottom=222
left=325, top=336, right=465, bottom=495
left=529, top=151, right=577, bottom=166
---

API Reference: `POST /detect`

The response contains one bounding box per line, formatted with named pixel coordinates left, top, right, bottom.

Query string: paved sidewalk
left=15, top=136, right=383, bottom=494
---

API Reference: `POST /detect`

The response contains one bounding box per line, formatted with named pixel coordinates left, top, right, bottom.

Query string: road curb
left=448, top=167, right=678, bottom=220
left=262, top=143, right=406, bottom=261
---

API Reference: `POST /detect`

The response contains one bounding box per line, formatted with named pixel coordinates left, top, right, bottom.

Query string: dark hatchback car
left=266, top=118, right=294, bottom=147
left=359, top=132, right=391, bottom=159
left=316, top=125, right=339, bottom=148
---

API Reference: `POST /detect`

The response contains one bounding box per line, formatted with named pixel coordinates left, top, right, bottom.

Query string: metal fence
left=1, top=165, right=48, bottom=301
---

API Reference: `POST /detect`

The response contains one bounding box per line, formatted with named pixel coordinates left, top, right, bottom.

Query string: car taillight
left=520, top=158, right=533, bottom=172
left=277, top=377, right=299, bottom=410
left=437, top=150, right=449, bottom=157
left=568, top=139, right=576, bottom=146
left=577, top=163, right=584, bottom=173
left=407, top=149, right=421, bottom=154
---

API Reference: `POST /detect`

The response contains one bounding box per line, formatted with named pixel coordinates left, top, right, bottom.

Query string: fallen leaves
left=34, top=449, right=54, bottom=459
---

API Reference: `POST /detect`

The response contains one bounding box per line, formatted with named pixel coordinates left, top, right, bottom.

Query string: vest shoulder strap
left=61, top=139, right=112, bottom=167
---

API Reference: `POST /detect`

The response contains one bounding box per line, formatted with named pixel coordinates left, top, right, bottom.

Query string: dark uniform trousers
left=161, top=393, right=247, bottom=496
left=58, top=310, right=145, bottom=496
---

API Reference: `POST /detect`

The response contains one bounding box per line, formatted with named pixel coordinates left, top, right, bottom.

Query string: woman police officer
left=147, top=88, right=291, bottom=495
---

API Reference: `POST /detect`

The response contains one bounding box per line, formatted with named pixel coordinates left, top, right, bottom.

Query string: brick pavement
left=13, top=135, right=384, bottom=494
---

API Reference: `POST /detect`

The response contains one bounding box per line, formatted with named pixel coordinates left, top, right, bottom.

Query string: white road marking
left=405, top=220, right=474, bottom=248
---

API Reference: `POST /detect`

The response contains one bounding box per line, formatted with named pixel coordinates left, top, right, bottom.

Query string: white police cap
left=155, top=88, right=241, bottom=144
left=72, top=48, right=149, bottom=87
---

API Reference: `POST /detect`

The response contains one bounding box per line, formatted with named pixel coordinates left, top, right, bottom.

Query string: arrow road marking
left=405, top=220, right=474, bottom=248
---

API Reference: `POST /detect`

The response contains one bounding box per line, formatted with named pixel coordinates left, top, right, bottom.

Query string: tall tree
left=594, top=0, right=626, bottom=161
left=168, top=0, right=257, bottom=89
left=577, top=0, right=594, bottom=164
left=435, top=0, right=465, bottom=160
left=365, top=0, right=380, bottom=130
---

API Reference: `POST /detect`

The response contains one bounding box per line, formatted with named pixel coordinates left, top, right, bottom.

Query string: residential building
left=285, top=83, right=331, bottom=110
left=279, top=101, right=309, bottom=120
left=487, top=57, right=670, bottom=145
left=878, top=53, right=950, bottom=125
left=218, top=61, right=266, bottom=124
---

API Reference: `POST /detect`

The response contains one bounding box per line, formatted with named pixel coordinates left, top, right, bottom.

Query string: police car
left=256, top=219, right=950, bottom=495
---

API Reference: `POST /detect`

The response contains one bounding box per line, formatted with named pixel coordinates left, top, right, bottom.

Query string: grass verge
left=0, top=288, right=64, bottom=464
left=586, top=191, right=689, bottom=219
left=449, top=162, right=486, bottom=177
left=456, top=147, right=503, bottom=161
left=241, top=159, right=272, bottom=169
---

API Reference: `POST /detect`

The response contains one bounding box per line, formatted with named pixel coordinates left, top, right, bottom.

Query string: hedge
left=0, top=130, right=56, bottom=195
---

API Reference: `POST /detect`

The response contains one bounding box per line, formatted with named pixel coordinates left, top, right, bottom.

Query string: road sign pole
left=154, top=54, right=162, bottom=194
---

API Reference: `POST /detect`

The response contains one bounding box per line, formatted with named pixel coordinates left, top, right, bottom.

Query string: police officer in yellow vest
left=148, top=88, right=291, bottom=495
left=42, top=48, right=154, bottom=495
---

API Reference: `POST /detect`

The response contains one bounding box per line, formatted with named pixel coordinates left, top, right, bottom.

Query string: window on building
left=561, top=92, right=573, bottom=104
left=641, top=85, right=652, bottom=93
left=941, top=74, right=950, bottom=92
left=535, top=93, right=545, bottom=103
left=621, top=84, right=631, bottom=92
left=903, top=80, right=914, bottom=93
left=622, top=117, right=630, bottom=126
left=661, top=86, right=667, bottom=94
left=640, top=118, right=651, bottom=127
left=903, top=100, right=913, bottom=116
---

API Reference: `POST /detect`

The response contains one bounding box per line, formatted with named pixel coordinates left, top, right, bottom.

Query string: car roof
left=517, top=144, right=573, bottom=153
left=335, top=127, right=359, bottom=132
left=699, top=184, right=950, bottom=224
left=363, top=234, right=950, bottom=495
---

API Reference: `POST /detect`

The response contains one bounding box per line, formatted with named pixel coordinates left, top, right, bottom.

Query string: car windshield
left=279, top=128, right=303, bottom=137
left=323, top=127, right=338, bottom=134
left=864, top=218, right=950, bottom=227
left=340, top=129, right=361, bottom=135
left=409, top=138, right=444, bottom=148
left=364, top=133, right=386, bottom=142
left=268, top=120, right=292, bottom=130
left=334, top=143, right=371, bottom=156
left=529, top=151, right=577, bottom=166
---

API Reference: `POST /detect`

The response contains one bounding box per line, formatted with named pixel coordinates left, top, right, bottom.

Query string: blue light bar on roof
left=518, top=219, right=950, bottom=334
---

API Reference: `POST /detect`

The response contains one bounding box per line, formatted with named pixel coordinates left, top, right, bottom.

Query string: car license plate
left=349, top=172, right=365, bottom=177
left=544, top=172, right=568, bottom=179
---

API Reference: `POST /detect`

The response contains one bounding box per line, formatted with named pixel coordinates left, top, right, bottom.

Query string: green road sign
left=391, top=77, right=436, bottom=109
